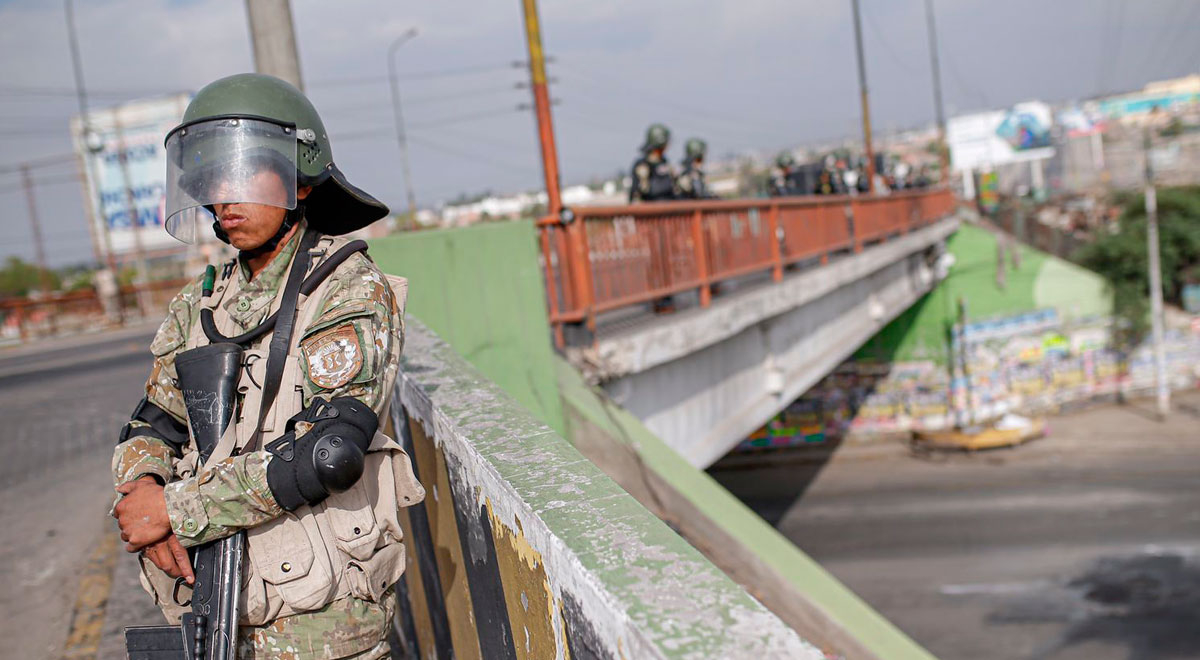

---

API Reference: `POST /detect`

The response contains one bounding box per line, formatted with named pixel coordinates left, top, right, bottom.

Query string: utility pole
left=1143, top=128, right=1170, bottom=419
left=19, top=166, right=54, bottom=295
left=388, top=29, right=419, bottom=224
left=244, top=0, right=304, bottom=90
left=65, top=0, right=122, bottom=323
left=520, top=0, right=564, bottom=215
left=849, top=0, right=877, bottom=193
left=924, top=0, right=950, bottom=183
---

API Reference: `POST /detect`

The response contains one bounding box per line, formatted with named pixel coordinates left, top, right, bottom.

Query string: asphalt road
left=711, top=396, right=1200, bottom=660
left=0, top=328, right=162, bottom=660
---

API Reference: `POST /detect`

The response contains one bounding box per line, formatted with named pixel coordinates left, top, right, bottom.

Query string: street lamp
left=388, top=28, right=419, bottom=223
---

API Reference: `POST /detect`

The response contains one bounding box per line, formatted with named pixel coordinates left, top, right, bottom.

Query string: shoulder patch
left=302, top=322, right=363, bottom=390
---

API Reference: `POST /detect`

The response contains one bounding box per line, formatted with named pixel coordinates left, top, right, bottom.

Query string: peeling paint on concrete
left=393, top=319, right=822, bottom=659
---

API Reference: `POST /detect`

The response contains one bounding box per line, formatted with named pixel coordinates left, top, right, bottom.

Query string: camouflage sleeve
left=298, top=253, right=403, bottom=414
left=634, top=163, right=651, bottom=195
left=676, top=171, right=693, bottom=195
left=112, top=276, right=202, bottom=489
left=111, top=428, right=176, bottom=487
left=164, top=450, right=282, bottom=548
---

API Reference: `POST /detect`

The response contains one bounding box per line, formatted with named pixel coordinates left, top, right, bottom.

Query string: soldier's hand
left=114, top=477, right=173, bottom=552
left=142, top=535, right=195, bottom=584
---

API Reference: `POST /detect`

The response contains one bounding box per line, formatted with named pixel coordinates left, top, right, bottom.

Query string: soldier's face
left=212, top=170, right=310, bottom=250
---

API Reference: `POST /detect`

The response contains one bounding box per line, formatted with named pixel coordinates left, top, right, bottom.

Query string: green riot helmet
left=640, top=123, right=671, bottom=153
left=164, top=73, right=388, bottom=244
left=776, top=151, right=796, bottom=169
left=684, top=138, right=707, bottom=162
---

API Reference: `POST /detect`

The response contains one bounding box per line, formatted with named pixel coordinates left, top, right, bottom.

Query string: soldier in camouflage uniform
left=629, top=123, right=677, bottom=202
left=111, top=73, right=423, bottom=659
left=768, top=151, right=807, bottom=197
left=675, top=138, right=712, bottom=200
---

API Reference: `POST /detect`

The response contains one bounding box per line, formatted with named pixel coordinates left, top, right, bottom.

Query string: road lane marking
left=61, top=529, right=118, bottom=659
left=940, top=580, right=1052, bottom=596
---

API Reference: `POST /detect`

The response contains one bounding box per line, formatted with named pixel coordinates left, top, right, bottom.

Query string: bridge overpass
left=367, top=190, right=957, bottom=659
left=539, top=188, right=959, bottom=467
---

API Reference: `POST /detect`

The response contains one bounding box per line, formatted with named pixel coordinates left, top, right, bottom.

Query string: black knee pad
left=265, top=397, right=379, bottom=511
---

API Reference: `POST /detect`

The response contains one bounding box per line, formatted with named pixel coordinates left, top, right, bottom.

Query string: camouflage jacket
left=112, top=223, right=405, bottom=658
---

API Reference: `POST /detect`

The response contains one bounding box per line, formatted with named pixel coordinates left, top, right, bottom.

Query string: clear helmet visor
left=164, top=117, right=298, bottom=243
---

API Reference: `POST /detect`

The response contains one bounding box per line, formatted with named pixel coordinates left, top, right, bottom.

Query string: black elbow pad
left=118, top=397, right=189, bottom=457
left=265, top=397, right=378, bottom=511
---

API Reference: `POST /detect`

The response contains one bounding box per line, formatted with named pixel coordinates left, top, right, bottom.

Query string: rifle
left=124, top=342, right=244, bottom=660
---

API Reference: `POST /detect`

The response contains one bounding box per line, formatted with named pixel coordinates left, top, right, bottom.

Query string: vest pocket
left=391, top=447, right=425, bottom=508
left=344, top=542, right=405, bottom=603
left=247, top=510, right=336, bottom=611
left=324, top=485, right=381, bottom=561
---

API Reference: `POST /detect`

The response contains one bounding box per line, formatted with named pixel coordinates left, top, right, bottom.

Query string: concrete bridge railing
left=386, top=318, right=822, bottom=659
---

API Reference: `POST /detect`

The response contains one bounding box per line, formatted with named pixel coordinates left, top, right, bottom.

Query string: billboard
left=71, top=94, right=191, bottom=257
left=947, top=101, right=1055, bottom=172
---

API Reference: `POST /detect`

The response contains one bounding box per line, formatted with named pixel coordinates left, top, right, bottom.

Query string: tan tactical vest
left=139, top=232, right=425, bottom=626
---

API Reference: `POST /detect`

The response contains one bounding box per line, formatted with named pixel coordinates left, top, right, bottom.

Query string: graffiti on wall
left=739, top=309, right=1200, bottom=450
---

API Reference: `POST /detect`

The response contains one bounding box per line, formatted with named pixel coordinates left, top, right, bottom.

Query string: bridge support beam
left=573, top=216, right=960, bottom=468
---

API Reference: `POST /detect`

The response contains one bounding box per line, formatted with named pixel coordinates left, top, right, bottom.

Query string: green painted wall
left=855, top=223, right=1112, bottom=364
left=368, top=221, right=565, bottom=435
left=555, top=356, right=936, bottom=660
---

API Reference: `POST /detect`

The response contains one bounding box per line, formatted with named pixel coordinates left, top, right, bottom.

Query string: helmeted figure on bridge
left=769, top=151, right=808, bottom=197
left=110, top=72, right=424, bottom=659
left=675, top=137, right=713, bottom=200
left=629, top=123, right=677, bottom=202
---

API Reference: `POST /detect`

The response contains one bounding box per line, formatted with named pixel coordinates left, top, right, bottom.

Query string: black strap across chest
left=197, top=231, right=370, bottom=438
left=254, top=229, right=320, bottom=433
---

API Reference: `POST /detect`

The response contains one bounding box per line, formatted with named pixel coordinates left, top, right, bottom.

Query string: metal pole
left=1143, top=128, right=1170, bottom=419
left=923, top=0, right=949, bottom=183
left=244, top=0, right=304, bottom=90
left=65, top=0, right=122, bottom=323
left=114, top=114, right=150, bottom=317
left=850, top=0, right=877, bottom=194
left=20, top=166, right=54, bottom=295
left=388, top=29, right=419, bottom=224
left=520, top=0, right=564, bottom=215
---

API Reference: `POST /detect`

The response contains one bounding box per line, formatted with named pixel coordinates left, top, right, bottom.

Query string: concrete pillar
left=244, top=0, right=304, bottom=90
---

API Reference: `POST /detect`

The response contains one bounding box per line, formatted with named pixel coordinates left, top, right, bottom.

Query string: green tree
left=0, top=256, right=60, bottom=298
left=1075, top=186, right=1200, bottom=350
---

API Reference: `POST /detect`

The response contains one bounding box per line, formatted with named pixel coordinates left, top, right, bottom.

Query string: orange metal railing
left=538, top=187, right=956, bottom=344
left=0, top=278, right=189, bottom=343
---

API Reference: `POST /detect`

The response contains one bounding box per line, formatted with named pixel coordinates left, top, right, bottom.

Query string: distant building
left=1098, top=73, right=1200, bottom=121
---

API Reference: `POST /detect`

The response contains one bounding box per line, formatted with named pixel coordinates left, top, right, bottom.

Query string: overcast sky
left=0, top=0, right=1196, bottom=267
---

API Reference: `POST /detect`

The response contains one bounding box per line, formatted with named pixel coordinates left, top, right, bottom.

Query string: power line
left=1095, top=0, right=1127, bottom=95
left=0, top=173, right=81, bottom=190
left=555, top=62, right=798, bottom=135
left=1140, top=0, right=1200, bottom=80
left=0, top=83, right=180, bottom=98
left=555, top=80, right=792, bottom=145
left=432, top=122, right=533, bottom=153
left=1107, top=0, right=1128, bottom=91
left=408, top=105, right=525, bottom=128
left=333, top=106, right=526, bottom=143
left=0, top=153, right=77, bottom=175
left=0, top=129, right=77, bottom=138
left=407, top=134, right=539, bottom=176
left=861, top=2, right=924, bottom=77
left=310, top=62, right=524, bottom=89
left=941, top=53, right=991, bottom=110
left=318, top=83, right=524, bottom=119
